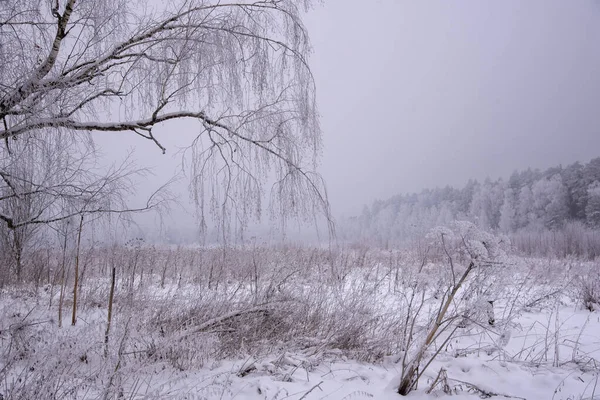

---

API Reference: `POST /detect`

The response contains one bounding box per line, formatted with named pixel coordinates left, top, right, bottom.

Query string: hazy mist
left=306, top=0, right=600, bottom=215
left=96, top=0, right=600, bottom=234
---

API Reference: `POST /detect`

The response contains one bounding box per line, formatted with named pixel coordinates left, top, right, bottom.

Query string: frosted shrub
left=577, top=263, right=600, bottom=311
left=397, top=222, right=510, bottom=395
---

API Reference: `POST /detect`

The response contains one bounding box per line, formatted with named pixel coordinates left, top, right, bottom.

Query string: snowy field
left=1, top=226, right=599, bottom=399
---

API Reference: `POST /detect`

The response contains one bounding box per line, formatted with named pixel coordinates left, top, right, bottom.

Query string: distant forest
left=342, top=158, right=600, bottom=257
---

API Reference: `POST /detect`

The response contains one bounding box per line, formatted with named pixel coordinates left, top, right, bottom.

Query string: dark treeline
left=341, top=158, right=600, bottom=258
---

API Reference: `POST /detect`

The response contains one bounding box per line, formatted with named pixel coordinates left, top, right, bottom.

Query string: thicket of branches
left=1, top=224, right=598, bottom=398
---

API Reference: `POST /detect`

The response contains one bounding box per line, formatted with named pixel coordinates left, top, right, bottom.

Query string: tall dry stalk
left=105, top=264, right=116, bottom=357
left=71, top=215, right=84, bottom=326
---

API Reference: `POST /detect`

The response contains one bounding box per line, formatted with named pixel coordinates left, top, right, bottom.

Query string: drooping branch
left=0, top=0, right=331, bottom=238
left=1, top=111, right=219, bottom=139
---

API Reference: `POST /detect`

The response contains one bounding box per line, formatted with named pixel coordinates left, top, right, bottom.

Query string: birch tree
left=0, top=0, right=331, bottom=237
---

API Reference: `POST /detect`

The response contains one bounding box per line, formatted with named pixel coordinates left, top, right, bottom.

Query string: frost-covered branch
left=0, top=0, right=330, bottom=235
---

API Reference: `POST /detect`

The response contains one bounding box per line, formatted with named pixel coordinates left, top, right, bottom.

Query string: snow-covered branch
left=0, top=0, right=330, bottom=236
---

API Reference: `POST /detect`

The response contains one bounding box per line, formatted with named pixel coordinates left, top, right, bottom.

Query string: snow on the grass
left=198, top=309, right=597, bottom=400
left=126, top=299, right=598, bottom=399
left=1, top=254, right=600, bottom=399
left=100, top=330, right=599, bottom=400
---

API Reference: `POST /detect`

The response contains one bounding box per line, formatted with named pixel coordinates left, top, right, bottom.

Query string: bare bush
left=396, top=222, right=510, bottom=395
left=574, top=262, right=600, bottom=312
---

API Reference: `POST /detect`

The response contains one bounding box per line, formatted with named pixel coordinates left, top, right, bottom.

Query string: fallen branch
left=172, top=303, right=281, bottom=342
left=525, top=290, right=562, bottom=309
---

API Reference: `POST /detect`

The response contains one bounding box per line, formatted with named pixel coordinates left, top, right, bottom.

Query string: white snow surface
left=138, top=307, right=600, bottom=400
left=1, top=250, right=599, bottom=399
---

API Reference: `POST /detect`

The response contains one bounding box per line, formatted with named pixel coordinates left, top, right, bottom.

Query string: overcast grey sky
left=304, top=0, right=600, bottom=215
left=97, top=0, right=600, bottom=228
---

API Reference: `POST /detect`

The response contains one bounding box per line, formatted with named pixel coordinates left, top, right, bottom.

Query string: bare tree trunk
left=208, top=262, right=214, bottom=290
left=105, top=264, right=116, bottom=357
left=48, top=265, right=58, bottom=309
left=46, top=248, right=51, bottom=285
left=139, top=252, right=145, bottom=289
left=160, top=250, right=171, bottom=289
left=72, top=215, right=84, bottom=326
left=15, top=236, right=22, bottom=281
left=78, top=253, right=90, bottom=296
left=252, top=246, right=259, bottom=303
left=58, top=227, right=68, bottom=328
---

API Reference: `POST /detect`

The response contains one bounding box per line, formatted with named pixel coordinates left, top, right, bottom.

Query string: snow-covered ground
left=1, top=242, right=599, bottom=399
left=108, top=306, right=600, bottom=399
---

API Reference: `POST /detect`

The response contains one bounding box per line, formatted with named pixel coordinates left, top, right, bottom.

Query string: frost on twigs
left=1, top=242, right=599, bottom=398
left=0, top=0, right=332, bottom=240
left=397, top=222, right=510, bottom=395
